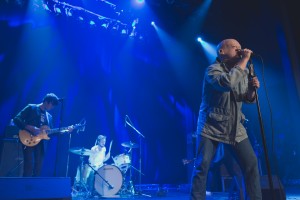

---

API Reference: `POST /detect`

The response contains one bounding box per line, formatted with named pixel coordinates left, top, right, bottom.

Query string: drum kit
left=70, top=141, right=141, bottom=198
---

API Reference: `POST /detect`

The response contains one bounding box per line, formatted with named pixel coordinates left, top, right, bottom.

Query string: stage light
left=53, top=4, right=62, bottom=14
left=111, top=24, right=119, bottom=31
left=136, top=0, right=145, bottom=3
left=89, top=20, right=96, bottom=26
left=65, top=8, right=72, bottom=17
left=131, top=0, right=145, bottom=8
left=151, top=21, right=155, bottom=26
left=197, top=39, right=217, bottom=63
left=197, top=37, right=203, bottom=43
left=42, top=3, right=51, bottom=12
left=121, top=29, right=128, bottom=35
left=101, top=23, right=109, bottom=29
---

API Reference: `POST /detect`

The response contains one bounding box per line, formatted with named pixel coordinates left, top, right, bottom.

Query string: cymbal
left=69, top=147, right=91, bottom=156
left=121, top=141, right=139, bottom=148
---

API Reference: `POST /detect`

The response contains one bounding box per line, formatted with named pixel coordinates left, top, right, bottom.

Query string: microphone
left=236, top=49, right=258, bottom=57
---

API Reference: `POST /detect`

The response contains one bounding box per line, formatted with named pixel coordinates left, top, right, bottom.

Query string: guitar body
left=19, top=125, right=51, bottom=147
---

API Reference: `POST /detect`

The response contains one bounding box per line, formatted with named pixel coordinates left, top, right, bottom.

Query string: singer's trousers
left=190, top=136, right=262, bottom=200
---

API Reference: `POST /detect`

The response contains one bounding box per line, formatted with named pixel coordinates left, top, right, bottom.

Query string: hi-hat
left=69, top=147, right=91, bottom=156
left=121, top=141, right=139, bottom=148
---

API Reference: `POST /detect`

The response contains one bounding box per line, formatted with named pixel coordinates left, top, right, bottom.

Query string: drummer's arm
left=104, top=151, right=111, bottom=162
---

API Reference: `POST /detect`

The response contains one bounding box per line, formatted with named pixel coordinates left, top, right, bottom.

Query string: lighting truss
left=41, top=0, right=129, bottom=35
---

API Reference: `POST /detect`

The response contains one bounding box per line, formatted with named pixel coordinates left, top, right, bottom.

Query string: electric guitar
left=19, top=122, right=85, bottom=147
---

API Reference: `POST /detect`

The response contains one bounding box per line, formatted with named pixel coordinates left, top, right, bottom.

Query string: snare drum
left=113, top=153, right=131, bottom=172
left=94, top=165, right=123, bottom=197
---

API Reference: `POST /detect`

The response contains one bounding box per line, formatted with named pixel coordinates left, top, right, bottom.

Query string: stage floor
left=72, top=186, right=300, bottom=200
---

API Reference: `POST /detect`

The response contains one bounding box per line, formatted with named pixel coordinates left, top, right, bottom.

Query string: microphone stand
left=65, top=131, right=72, bottom=177
left=248, top=60, right=275, bottom=200
left=66, top=119, right=86, bottom=177
left=54, top=98, right=64, bottom=176
left=125, top=117, right=145, bottom=196
left=87, top=163, right=114, bottom=190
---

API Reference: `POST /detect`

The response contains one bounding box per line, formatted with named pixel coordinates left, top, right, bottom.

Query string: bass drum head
left=94, top=165, right=123, bottom=197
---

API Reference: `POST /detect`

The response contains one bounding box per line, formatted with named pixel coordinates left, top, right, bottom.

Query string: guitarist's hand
left=25, top=125, right=41, bottom=136
left=67, top=126, right=74, bottom=132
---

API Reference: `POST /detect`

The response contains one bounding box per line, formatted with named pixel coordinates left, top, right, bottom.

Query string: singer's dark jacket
left=196, top=60, right=255, bottom=145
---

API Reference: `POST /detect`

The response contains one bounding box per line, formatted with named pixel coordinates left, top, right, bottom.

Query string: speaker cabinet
left=0, top=177, right=71, bottom=199
left=261, top=175, right=286, bottom=200
left=0, top=139, right=23, bottom=177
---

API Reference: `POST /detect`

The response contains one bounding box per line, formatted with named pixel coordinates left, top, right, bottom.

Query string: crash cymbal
left=69, top=147, right=91, bottom=156
left=121, top=141, right=139, bottom=148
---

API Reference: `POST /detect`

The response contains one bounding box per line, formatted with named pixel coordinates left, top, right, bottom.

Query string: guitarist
left=13, top=93, right=73, bottom=177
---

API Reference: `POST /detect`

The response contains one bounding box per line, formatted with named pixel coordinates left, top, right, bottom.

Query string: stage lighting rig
left=38, top=0, right=145, bottom=37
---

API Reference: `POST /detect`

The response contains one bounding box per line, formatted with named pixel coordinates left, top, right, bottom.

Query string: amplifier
left=4, top=125, right=19, bottom=139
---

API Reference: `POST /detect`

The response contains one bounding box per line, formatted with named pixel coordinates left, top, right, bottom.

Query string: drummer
left=85, top=135, right=112, bottom=192
left=89, top=135, right=111, bottom=169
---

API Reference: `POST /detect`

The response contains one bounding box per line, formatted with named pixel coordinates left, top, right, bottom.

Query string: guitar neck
left=46, top=127, right=69, bottom=135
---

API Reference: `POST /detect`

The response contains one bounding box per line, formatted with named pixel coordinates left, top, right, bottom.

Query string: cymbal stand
left=73, top=155, right=90, bottom=197
left=128, top=148, right=136, bottom=195
left=121, top=149, right=145, bottom=196
left=125, top=116, right=145, bottom=195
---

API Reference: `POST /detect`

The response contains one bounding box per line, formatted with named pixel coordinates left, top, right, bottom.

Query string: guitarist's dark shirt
left=13, top=104, right=52, bottom=133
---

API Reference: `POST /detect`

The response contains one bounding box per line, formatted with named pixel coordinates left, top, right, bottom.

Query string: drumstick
left=108, top=140, right=113, bottom=153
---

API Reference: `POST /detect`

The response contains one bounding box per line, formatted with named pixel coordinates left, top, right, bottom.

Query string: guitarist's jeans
left=22, top=142, right=44, bottom=176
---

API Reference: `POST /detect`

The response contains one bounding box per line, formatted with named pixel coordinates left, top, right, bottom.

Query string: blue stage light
left=197, top=37, right=203, bottom=43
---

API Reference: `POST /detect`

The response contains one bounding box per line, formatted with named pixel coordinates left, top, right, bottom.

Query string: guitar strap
left=45, top=112, right=51, bottom=127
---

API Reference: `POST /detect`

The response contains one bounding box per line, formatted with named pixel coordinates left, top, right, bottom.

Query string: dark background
left=0, top=0, right=299, bottom=187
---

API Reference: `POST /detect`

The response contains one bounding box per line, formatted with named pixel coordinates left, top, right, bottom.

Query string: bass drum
left=94, top=165, right=123, bottom=197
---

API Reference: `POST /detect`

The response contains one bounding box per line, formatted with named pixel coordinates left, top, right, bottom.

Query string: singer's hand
left=247, top=77, right=259, bottom=101
left=238, top=48, right=253, bottom=60
left=235, top=48, right=253, bottom=70
left=249, top=77, right=260, bottom=89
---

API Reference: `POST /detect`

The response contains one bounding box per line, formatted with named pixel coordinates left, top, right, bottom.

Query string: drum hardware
left=113, top=145, right=145, bottom=196
left=124, top=115, right=146, bottom=195
left=112, top=153, right=131, bottom=173
left=72, top=154, right=91, bottom=197
left=69, top=147, right=91, bottom=156
left=121, top=141, right=139, bottom=149
left=69, top=147, right=91, bottom=197
left=87, top=163, right=115, bottom=190
left=127, top=164, right=144, bottom=176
